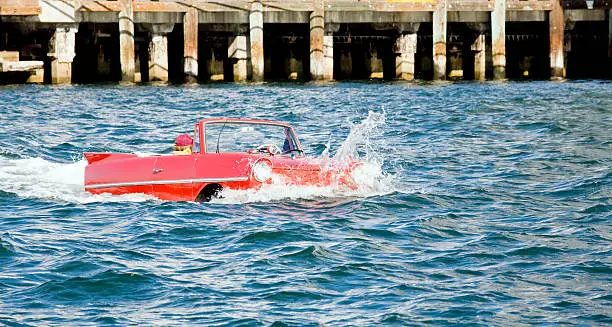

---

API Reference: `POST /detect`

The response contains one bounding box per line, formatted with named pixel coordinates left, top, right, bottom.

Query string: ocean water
left=0, top=81, right=610, bottom=326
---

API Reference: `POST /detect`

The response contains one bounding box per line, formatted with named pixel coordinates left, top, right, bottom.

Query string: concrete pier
left=310, top=0, right=326, bottom=80
left=395, top=24, right=419, bottom=81
left=183, top=5, right=198, bottom=82
left=491, top=0, right=506, bottom=80
left=118, top=0, right=135, bottom=82
left=471, top=25, right=486, bottom=81
left=1, top=0, right=611, bottom=84
left=323, top=29, right=334, bottom=80
left=550, top=0, right=565, bottom=79
left=229, top=35, right=248, bottom=82
left=48, top=25, right=77, bottom=84
left=433, top=0, right=447, bottom=80
left=249, top=0, right=264, bottom=82
left=148, top=24, right=174, bottom=82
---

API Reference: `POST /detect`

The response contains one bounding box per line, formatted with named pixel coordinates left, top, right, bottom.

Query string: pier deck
left=0, top=0, right=610, bottom=83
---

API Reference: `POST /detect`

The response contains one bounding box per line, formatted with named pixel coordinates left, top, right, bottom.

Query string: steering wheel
left=249, top=144, right=282, bottom=155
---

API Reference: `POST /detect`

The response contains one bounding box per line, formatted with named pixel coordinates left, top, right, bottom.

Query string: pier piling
left=471, top=24, right=486, bottom=81
left=492, top=0, right=506, bottom=80
left=148, top=24, right=174, bottom=82
left=48, top=25, right=77, bottom=84
left=229, top=34, right=249, bottom=82
left=395, top=25, right=419, bottom=81
left=183, top=4, right=198, bottom=83
left=550, top=0, right=565, bottom=79
left=249, top=0, right=264, bottom=82
left=310, top=0, right=326, bottom=80
left=433, top=0, right=447, bottom=80
left=118, top=0, right=135, bottom=82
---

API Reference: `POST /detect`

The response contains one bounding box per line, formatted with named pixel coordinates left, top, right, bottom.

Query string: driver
left=173, top=133, right=194, bottom=155
left=282, top=138, right=291, bottom=153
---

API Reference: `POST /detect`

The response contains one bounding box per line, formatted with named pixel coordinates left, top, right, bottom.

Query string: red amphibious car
left=84, top=118, right=359, bottom=201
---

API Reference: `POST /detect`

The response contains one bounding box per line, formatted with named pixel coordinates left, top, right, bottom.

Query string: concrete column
left=564, top=22, right=574, bottom=76
left=47, top=25, right=78, bottom=84
left=249, top=0, right=264, bottom=82
left=550, top=0, right=565, bottom=79
left=184, top=5, right=198, bottom=82
left=369, top=47, right=384, bottom=79
left=472, top=32, right=486, bottom=81
left=149, top=24, right=174, bottom=82
left=432, top=0, right=447, bottom=80
left=340, top=50, right=352, bottom=78
left=119, top=0, right=135, bottom=82
left=207, top=48, right=224, bottom=81
left=395, top=32, right=418, bottom=80
left=310, top=0, right=326, bottom=80
left=323, top=33, right=334, bottom=80
left=491, top=0, right=506, bottom=79
left=285, top=48, right=303, bottom=80
left=229, top=35, right=248, bottom=82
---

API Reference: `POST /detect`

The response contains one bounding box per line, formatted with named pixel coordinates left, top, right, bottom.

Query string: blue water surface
left=0, top=80, right=610, bottom=326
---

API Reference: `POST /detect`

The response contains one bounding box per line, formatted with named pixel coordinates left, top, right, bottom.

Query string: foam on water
left=0, top=157, right=154, bottom=203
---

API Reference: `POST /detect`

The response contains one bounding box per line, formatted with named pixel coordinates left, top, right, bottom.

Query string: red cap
left=175, top=133, right=194, bottom=147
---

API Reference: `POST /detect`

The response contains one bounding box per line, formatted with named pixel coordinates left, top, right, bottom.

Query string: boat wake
left=0, top=157, right=154, bottom=203
left=0, top=112, right=403, bottom=204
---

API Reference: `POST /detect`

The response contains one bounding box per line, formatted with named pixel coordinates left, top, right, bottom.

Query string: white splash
left=215, top=111, right=399, bottom=203
left=0, top=157, right=153, bottom=203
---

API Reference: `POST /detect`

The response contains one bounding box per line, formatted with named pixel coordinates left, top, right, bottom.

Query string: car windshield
left=204, top=122, right=299, bottom=154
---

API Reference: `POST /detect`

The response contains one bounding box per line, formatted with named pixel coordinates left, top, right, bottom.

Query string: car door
left=151, top=155, right=196, bottom=201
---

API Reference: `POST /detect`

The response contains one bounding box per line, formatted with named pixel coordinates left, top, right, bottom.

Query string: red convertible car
left=84, top=118, right=360, bottom=201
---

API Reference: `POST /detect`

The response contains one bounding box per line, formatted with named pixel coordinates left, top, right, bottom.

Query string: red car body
left=84, top=118, right=358, bottom=201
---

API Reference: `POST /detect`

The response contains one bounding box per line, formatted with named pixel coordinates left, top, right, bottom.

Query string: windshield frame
left=196, top=119, right=303, bottom=155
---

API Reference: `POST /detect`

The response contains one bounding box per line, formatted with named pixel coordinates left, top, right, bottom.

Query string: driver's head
left=174, top=133, right=194, bottom=152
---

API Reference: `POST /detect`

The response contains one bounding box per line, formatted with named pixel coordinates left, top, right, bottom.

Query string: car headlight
left=252, top=160, right=272, bottom=183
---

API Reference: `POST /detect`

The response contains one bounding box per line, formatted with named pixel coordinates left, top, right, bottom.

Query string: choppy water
left=0, top=81, right=610, bottom=326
